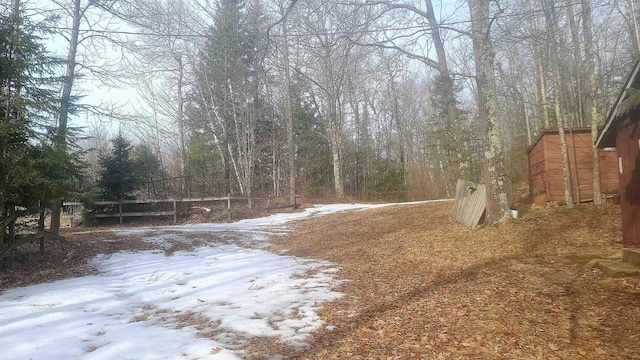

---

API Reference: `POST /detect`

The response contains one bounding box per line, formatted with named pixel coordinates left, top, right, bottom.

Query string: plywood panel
left=453, top=179, right=487, bottom=228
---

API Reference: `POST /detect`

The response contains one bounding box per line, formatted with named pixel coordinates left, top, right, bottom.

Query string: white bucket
left=510, top=209, right=519, bottom=218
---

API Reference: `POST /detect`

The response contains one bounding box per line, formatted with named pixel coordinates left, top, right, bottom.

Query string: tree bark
left=531, top=5, right=551, bottom=130
left=566, top=0, right=585, bottom=127
left=176, top=54, right=187, bottom=198
left=546, top=0, right=574, bottom=208
left=423, top=0, right=466, bottom=180
left=330, top=132, right=344, bottom=198
left=524, top=102, right=532, bottom=145
left=281, top=16, right=296, bottom=205
left=329, top=96, right=345, bottom=198
left=468, top=0, right=510, bottom=224
left=582, top=0, right=602, bottom=205
left=50, top=0, right=84, bottom=235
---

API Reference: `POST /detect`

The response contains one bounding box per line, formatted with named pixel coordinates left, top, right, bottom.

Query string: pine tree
left=99, top=134, right=136, bottom=200
left=131, top=144, right=163, bottom=198
left=185, top=134, right=221, bottom=197
left=0, top=1, right=79, bottom=219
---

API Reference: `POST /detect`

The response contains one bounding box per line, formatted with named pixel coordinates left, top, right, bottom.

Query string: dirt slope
left=263, top=201, right=640, bottom=360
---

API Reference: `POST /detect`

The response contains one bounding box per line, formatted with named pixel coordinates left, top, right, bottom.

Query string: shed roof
left=597, top=60, right=640, bottom=148
left=526, top=127, right=593, bottom=154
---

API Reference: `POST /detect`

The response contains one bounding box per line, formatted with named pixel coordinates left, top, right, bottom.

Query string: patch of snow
left=0, top=245, right=341, bottom=359
left=116, top=200, right=446, bottom=236
left=0, top=276, right=237, bottom=360
left=0, top=201, right=442, bottom=359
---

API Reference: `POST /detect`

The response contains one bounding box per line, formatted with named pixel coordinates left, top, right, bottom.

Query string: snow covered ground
left=0, top=202, right=439, bottom=359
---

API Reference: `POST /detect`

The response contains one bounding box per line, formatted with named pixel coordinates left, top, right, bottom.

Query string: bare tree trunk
left=348, top=83, right=362, bottom=199
left=330, top=133, right=344, bottom=198
left=329, top=94, right=345, bottom=198
left=566, top=0, right=585, bottom=127
left=524, top=102, right=533, bottom=145
left=176, top=55, right=187, bottom=198
left=532, top=8, right=551, bottom=129
left=546, top=1, right=574, bottom=208
left=272, top=116, right=279, bottom=197
left=281, top=17, right=296, bottom=205
left=51, top=0, right=85, bottom=235
left=569, top=127, right=581, bottom=204
left=582, top=0, right=602, bottom=205
left=469, top=0, right=510, bottom=224
left=424, top=0, right=465, bottom=180
left=556, top=113, right=574, bottom=207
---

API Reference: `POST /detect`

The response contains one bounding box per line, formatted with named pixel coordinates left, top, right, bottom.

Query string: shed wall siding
left=616, top=116, right=640, bottom=247
left=544, top=133, right=594, bottom=201
left=599, top=150, right=620, bottom=193
left=529, top=131, right=619, bottom=204
left=528, top=138, right=547, bottom=206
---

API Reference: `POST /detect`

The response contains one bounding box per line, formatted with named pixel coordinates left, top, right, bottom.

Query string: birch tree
left=192, top=0, right=267, bottom=197
left=582, top=0, right=602, bottom=205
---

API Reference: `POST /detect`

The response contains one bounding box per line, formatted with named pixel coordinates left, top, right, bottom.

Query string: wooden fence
left=1, top=208, right=65, bottom=269
left=73, top=195, right=299, bottom=224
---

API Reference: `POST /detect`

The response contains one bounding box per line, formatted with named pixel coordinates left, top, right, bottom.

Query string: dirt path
left=265, top=202, right=640, bottom=359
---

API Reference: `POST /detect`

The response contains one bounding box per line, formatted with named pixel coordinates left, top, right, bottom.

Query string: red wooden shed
left=597, top=61, right=640, bottom=248
left=527, top=128, right=619, bottom=207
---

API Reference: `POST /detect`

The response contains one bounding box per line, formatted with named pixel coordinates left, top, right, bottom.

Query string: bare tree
left=582, top=0, right=602, bottom=205
left=112, top=0, right=203, bottom=198
left=293, top=1, right=365, bottom=198
left=49, top=0, right=115, bottom=234
left=469, top=0, right=510, bottom=223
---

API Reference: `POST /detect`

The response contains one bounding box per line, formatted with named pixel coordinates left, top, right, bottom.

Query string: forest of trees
left=3, top=0, right=640, bottom=229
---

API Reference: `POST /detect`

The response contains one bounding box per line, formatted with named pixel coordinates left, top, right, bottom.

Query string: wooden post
left=39, top=202, right=45, bottom=255
left=118, top=202, right=123, bottom=225
left=227, top=194, right=231, bottom=221
left=248, top=197, right=252, bottom=209
left=8, top=209, right=15, bottom=269
left=266, top=197, right=271, bottom=212
left=173, top=200, right=177, bottom=224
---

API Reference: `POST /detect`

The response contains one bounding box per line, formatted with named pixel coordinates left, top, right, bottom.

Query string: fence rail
left=67, top=195, right=299, bottom=224
left=1, top=206, right=62, bottom=269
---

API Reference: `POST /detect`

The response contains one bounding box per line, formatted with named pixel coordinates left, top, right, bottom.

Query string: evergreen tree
left=185, top=134, right=222, bottom=196
left=294, top=91, right=332, bottom=194
left=131, top=144, right=163, bottom=197
left=99, top=134, right=135, bottom=200
left=0, top=1, right=79, bottom=219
